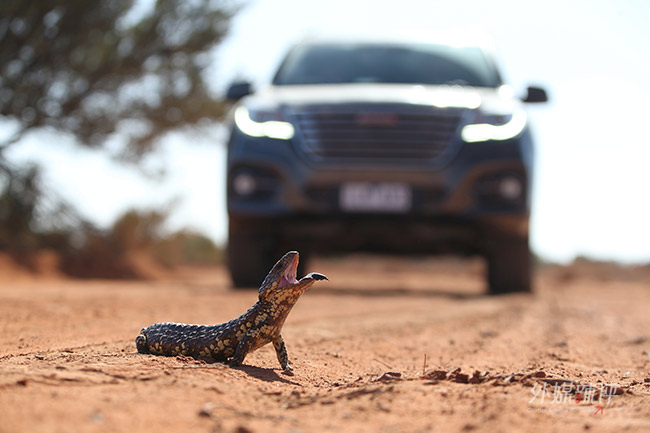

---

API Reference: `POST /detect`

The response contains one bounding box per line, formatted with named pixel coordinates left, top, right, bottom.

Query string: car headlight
left=461, top=109, right=527, bottom=143
left=234, top=106, right=294, bottom=140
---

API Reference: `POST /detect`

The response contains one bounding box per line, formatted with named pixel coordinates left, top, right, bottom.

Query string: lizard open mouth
left=280, top=253, right=299, bottom=287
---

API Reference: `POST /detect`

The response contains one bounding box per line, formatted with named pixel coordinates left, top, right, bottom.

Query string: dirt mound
left=0, top=251, right=65, bottom=281
left=0, top=252, right=31, bottom=280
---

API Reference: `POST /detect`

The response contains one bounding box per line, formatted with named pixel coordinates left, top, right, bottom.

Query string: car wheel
left=485, top=234, right=532, bottom=295
left=227, top=225, right=275, bottom=289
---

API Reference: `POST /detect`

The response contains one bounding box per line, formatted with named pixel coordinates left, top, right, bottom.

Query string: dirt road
left=1, top=256, right=649, bottom=432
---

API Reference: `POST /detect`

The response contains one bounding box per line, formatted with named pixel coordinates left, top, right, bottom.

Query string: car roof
left=293, top=30, right=496, bottom=51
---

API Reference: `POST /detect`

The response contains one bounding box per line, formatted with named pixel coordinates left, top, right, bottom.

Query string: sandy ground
left=1, top=255, right=649, bottom=433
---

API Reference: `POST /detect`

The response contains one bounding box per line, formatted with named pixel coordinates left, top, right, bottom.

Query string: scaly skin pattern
left=135, top=251, right=327, bottom=372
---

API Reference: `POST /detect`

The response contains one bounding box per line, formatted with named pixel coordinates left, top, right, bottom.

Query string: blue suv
left=225, top=37, right=547, bottom=294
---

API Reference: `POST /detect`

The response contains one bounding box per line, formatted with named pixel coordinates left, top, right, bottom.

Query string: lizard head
left=258, top=251, right=328, bottom=304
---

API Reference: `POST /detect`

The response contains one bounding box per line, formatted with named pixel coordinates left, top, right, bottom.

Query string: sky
left=5, top=0, right=650, bottom=264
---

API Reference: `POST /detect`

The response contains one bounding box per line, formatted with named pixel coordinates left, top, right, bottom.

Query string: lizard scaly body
left=135, top=251, right=327, bottom=372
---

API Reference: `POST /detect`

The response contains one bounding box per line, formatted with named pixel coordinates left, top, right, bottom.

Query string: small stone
left=374, top=371, right=403, bottom=382
left=454, top=374, right=470, bottom=384
left=423, top=370, right=447, bottom=381
left=198, top=403, right=214, bottom=418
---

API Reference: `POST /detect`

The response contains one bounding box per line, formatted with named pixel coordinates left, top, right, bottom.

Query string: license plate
left=339, top=182, right=412, bottom=213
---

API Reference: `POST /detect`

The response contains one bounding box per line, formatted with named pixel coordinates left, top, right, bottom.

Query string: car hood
left=241, top=83, right=519, bottom=114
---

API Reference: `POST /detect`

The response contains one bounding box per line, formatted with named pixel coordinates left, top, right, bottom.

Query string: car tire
left=227, top=220, right=312, bottom=289
left=485, top=234, right=532, bottom=295
left=227, top=226, right=276, bottom=289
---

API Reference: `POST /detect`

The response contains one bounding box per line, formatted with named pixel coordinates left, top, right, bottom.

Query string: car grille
left=290, top=105, right=464, bottom=165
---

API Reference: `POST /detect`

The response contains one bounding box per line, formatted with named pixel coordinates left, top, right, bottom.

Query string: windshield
left=273, top=42, right=501, bottom=87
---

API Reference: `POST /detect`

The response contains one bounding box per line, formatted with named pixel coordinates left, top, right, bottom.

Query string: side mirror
left=226, top=81, right=253, bottom=101
left=522, top=86, right=548, bottom=103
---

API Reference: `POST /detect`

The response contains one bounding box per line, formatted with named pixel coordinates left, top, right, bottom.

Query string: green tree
left=0, top=0, right=235, bottom=156
left=0, top=0, right=236, bottom=264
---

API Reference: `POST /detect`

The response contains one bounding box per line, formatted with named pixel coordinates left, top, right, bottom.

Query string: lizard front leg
left=272, top=335, right=293, bottom=374
left=230, top=328, right=262, bottom=367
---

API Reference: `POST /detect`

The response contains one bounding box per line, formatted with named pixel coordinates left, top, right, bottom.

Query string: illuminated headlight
left=461, top=109, right=527, bottom=143
left=234, top=106, right=294, bottom=140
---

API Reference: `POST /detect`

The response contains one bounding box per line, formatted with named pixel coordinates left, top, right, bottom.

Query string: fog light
left=499, top=177, right=523, bottom=200
left=232, top=173, right=256, bottom=196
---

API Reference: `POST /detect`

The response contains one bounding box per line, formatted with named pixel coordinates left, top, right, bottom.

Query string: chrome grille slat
left=291, top=105, right=462, bottom=164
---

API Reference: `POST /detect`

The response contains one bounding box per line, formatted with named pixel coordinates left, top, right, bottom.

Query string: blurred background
left=1, top=0, right=649, bottom=277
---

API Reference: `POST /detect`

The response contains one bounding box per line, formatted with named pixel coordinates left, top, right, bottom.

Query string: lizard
left=135, top=251, right=327, bottom=373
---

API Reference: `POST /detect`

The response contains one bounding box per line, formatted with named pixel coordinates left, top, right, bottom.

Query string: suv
left=225, top=37, right=547, bottom=294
